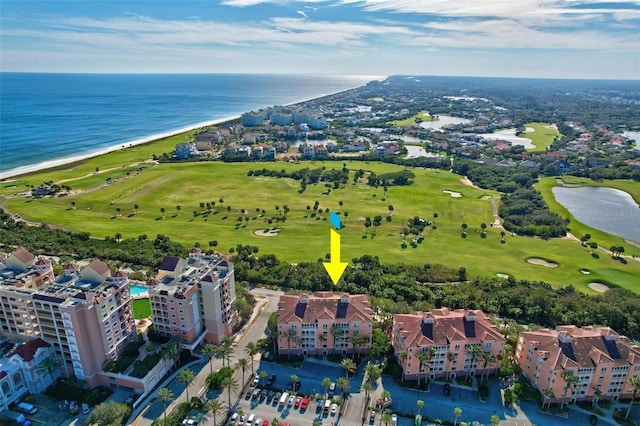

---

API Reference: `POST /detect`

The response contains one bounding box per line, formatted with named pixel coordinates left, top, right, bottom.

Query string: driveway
left=381, top=376, right=603, bottom=426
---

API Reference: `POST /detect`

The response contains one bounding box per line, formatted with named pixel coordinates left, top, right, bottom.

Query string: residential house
left=277, top=292, right=373, bottom=357
left=393, top=308, right=506, bottom=381
left=516, top=326, right=640, bottom=403
left=175, top=142, right=197, bottom=159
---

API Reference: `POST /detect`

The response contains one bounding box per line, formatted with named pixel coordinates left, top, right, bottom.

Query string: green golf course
left=3, top=155, right=639, bottom=294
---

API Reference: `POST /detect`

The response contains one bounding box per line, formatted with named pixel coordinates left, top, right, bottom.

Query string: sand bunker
left=580, top=269, right=591, bottom=275
left=527, top=258, right=558, bottom=268
left=254, top=229, right=280, bottom=237
left=588, top=283, right=610, bottom=293
left=496, top=273, right=510, bottom=279
left=480, top=195, right=491, bottom=201
left=443, top=190, right=462, bottom=198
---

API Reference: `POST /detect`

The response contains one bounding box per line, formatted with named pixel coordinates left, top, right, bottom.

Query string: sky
left=1, top=0, right=639, bottom=79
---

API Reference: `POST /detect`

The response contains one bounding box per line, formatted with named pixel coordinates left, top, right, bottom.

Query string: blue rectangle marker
left=330, top=211, right=341, bottom=230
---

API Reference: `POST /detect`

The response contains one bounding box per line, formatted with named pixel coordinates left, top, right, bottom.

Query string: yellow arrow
left=323, top=229, right=348, bottom=285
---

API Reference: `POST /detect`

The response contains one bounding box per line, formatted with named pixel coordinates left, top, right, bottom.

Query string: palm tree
left=561, top=372, right=579, bottom=409
left=330, top=326, right=344, bottom=351
left=336, top=376, right=350, bottom=398
left=178, top=368, right=196, bottom=402
left=490, top=414, right=500, bottom=425
left=461, top=223, right=468, bottom=234
left=322, top=377, right=332, bottom=397
left=382, top=411, right=392, bottom=426
left=282, top=328, right=298, bottom=359
left=466, top=344, right=482, bottom=376
left=71, top=201, right=76, bottom=210
left=453, top=407, right=462, bottom=426
left=541, top=388, right=555, bottom=411
left=350, top=334, right=364, bottom=359
left=260, top=370, right=268, bottom=386
left=134, top=204, right=139, bottom=214
left=433, top=212, right=438, bottom=227
left=446, top=352, right=455, bottom=379
left=36, top=356, right=61, bottom=389
left=339, top=200, right=344, bottom=213
left=219, top=344, right=233, bottom=369
left=416, top=352, right=428, bottom=388
left=170, top=334, right=185, bottom=367
left=398, top=351, right=408, bottom=382
left=500, top=231, right=506, bottom=242
left=481, top=352, right=497, bottom=382
left=207, top=399, right=224, bottom=426
left=625, top=376, right=640, bottom=420
left=161, top=207, right=166, bottom=219
left=362, top=381, right=372, bottom=402
left=158, top=387, right=174, bottom=425
left=387, top=205, right=394, bottom=218
left=245, top=341, right=259, bottom=376
left=221, top=375, right=238, bottom=409
left=237, top=358, right=250, bottom=387
left=341, top=358, right=356, bottom=378
left=366, top=363, right=381, bottom=384
left=416, top=400, right=424, bottom=416
left=272, top=418, right=281, bottom=426
left=290, top=374, right=299, bottom=395
left=203, top=343, right=218, bottom=375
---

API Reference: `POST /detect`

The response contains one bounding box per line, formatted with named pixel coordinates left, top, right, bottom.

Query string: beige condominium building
left=147, top=248, right=237, bottom=348
left=0, top=248, right=135, bottom=389
left=516, top=325, right=640, bottom=403
left=393, top=308, right=506, bottom=381
left=277, top=292, right=373, bottom=357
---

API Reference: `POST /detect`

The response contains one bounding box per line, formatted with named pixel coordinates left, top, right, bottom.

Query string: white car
left=330, top=403, right=338, bottom=415
left=391, top=414, right=398, bottom=425
left=238, top=415, right=246, bottom=425
left=253, top=373, right=260, bottom=385
left=288, top=395, right=295, bottom=406
left=254, top=418, right=262, bottom=426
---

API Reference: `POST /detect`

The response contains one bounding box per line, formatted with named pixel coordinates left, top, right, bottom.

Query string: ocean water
left=0, top=73, right=376, bottom=177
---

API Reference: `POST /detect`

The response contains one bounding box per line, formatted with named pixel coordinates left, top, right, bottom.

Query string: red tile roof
left=10, top=338, right=50, bottom=362
left=12, top=247, right=35, bottom=264
left=278, top=292, right=372, bottom=324
left=88, top=259, right=110, bottom=276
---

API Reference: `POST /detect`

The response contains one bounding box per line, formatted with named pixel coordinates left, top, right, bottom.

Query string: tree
left=36, top=356, right=61, bottom=389
left=71, top=201, right=76, bottom=210
left=260, top=370, right=268, bottom=386
left=625, top=376, right=640, bottom=420
left=590, top=242, right=598, bottom=254
left=336, top=376, right=350, bottom=397
left=453, top=407, right=462, bottom=426
left=490, top=414, right=500, bottom=425
left=207, top=399, right=224, bottom=426
left=481, top=352, right=497, bottom=382
left=382, top=411, right=392, bottom=426
left=237, top=357, right=250, bottom=387
left=480, top=223, right=487, bottom=236
left=541, top=388, right=554, bottom=411
left=339, top=200, right=344, bottom=213
left=461, top=223, right=468, bottom=234
left=466, top=344, right=482, bottom=375
left=290, top=374, right=299, bottom=395
left=341, top=358, right=356, bottom=378
left=387, top=205, right=394, bottom=218
left=176, top=205, right=182, bottom=215
left=416, top=352, right=428, bottom=388
left=245, top=341, right=259, bottom=376
left=282, top=328, right=298, bottom=359
left=158, top=387, right=174, bottom=425
left=500, top=231, right=506, bottom=243
left=322, top=377, right=332, bottom=397
left=343, top=211, right=349, bottom=224
left=331, top=326, right=344, bottom=350
left=272, top=418, right=281, bottom=426
left=178, top=368, right=196, bottom=402
left=350, top=334, right=364, bottom=359
left=366, top=363, right=381, bottom=384
left=561, top=372, right=579, bottom=409
left=209, top=240, right=219, bottom=253
left=87, top=401, right=131, bottom=426
left=203, top=343, right=218, bottom=375
left=134, top=204, right=139, bottom=214
left=398, top=351, right=408, bottom=382
left=221, top=375, right=238, bottom=409
left=362, top=381, right=372, bottom=402
left=433, top=212, right=438, bottom=227
left=416, top=399, right=424, bottom=416
left=160, top=207, right=166, bottom=219
left=364, top=217, right=372, bottom=235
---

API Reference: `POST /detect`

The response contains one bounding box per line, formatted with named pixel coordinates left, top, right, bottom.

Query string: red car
left=294, top=396, right=302, bottom=408
left=300, top=398, right=309, bottom=410
left=262, top=421, right=269, bottom=426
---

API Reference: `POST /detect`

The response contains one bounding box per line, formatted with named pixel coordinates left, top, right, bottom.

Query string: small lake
left=419, top=115, right=471, bottom=130
left=404, top=145, right=446, bottom=159
left=622, top=130, right=640, bottom=150
left=552, top=186, right=640, bottom=243
left=479, top=128, right=534, bottom=149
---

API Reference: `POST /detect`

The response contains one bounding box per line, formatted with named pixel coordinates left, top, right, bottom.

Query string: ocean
left=0, top=73, right=377, bottom=178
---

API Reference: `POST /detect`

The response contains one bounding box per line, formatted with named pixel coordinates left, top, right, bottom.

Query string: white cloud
left=297, top=10, right=309, bottom=18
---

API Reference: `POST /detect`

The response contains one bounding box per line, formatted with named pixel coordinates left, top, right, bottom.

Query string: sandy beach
left=0, top=115, right=241, bottom=182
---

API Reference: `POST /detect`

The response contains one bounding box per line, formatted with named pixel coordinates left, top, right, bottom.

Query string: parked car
left=262, top=420, right=269, bottom=426
left=287, top=396, right=295, bottom=407
left=229, top=412, right=238, bottom=424
left=17, top=402, right=38, bottom=415
left=259, top=390, right=268, bottom=401
left=369, top=410, right=376, bottom=425
left=316, top=399, right=324, bottom=413
left=245, top=387, right=255, bottom=400
left=272, top=392, right=281, bottom=406
left=252, top=388, right=261, bottom=399
left=443, top=383, right=451, bottom=396
left=267, top=374, right=276, bottom=386
left=294, top=397, right=302, bottom=408
left=81, top=402, right=91, bottom=414
left=330, top=403, right=338, bottom=415
left=300, top=398, right=309, bottom=410
left=328, top=382, right=336, bottom=397
left=253, top=373, right=260, bottom=385
left=254, top=417, right=262, bottom=426
left=391, top=414, right=398, bottom=425
left=238, top=415, right=246, bottom=425
left=267, top=390, right=275, bottom=402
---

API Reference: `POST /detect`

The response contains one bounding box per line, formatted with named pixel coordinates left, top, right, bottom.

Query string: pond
left=418, top=115, right=471, bottom=130
left=404, top=145, right=445, bottom=159
left=622, top=130, right=640, bottom=150
left=552, top=186, right=640, bottom=243
left=479, top=128, right=534, bottom=149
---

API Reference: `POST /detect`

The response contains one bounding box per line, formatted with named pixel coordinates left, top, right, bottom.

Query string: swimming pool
left=130, top=285, right=148, bottom=296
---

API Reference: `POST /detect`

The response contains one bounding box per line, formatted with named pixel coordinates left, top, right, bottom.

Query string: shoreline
left=0, top=78, right=380, bottom=182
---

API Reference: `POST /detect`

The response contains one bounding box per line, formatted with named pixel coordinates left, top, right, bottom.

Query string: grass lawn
left=522, top=122, right=561, bottom=152
left=5, top=161, right=640, bottom=294
left=132, top=298, right=152, bottom=319
left=387, top=110, right=435, bottom=127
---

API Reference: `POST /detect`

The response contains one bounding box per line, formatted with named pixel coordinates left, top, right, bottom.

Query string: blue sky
left=1, top=0, right=639, bottom=79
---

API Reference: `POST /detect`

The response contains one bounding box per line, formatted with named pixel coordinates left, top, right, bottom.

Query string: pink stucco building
left=277, top=292, right=373, bottom=357
left=516, top=325, right=640, bottom=403
left=393, top=308, right=506, bottom=381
